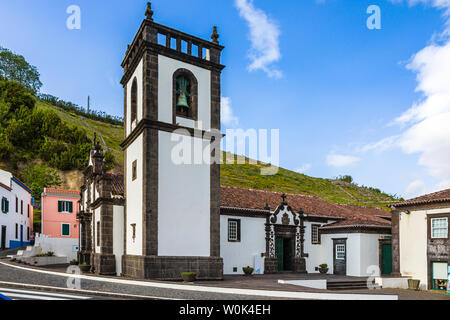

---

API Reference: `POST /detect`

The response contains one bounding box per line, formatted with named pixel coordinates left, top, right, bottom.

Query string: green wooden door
left=381, top=244, right=392, bottom=275
left=276, top=238, right=283, bottom=272
left=283, top=238, right=293, bottom=271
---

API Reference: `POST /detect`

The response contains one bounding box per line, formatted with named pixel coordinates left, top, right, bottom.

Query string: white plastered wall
left=113, top=205, right=124, bottom=276
left=220, top=215, right=266, bottom=275
left=125, top=134, right=143, bottom=256
left=158, top=131, right=210, bottom=256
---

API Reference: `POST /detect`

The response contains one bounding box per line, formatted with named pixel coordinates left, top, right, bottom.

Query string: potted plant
left=318, top=264, right=329, bottom=274
left=79, top=262, right=91, bottom=273
left=181, top=272, right=196, bottom=282
left=243, top=266, right=254, bottom=276
left=69, top=259, right=78, bottom=266
left=408, top=279, right=420, bottom=291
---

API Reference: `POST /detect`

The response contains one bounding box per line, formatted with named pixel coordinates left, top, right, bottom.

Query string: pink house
left=41, top=188, right=80, bottom=239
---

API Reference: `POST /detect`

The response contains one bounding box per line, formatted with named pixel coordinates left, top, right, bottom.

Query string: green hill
left=33, top=101, right=398, bottom=210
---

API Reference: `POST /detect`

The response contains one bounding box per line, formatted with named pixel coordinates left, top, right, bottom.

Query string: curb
left=0, top=281, right=176, bottom=300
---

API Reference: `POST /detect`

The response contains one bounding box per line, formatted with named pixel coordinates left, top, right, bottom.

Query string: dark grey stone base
left=264, top=258, right=278, bottom=274
left=292, top=257, right=307, bottom=273
left=78, top=251, right=91, bottom=265
left=91, top=253, right=117, bottom=276
left=122, top=255, right=223, bottom=280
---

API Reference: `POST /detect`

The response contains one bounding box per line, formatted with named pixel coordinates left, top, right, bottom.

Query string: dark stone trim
left=91, top=253, right=116, bottom=276
left=220, top=208, right=269, bottom=218
left=426, top=213, right=450, bottom=290
left=122, top=42, right=224, bottom=86
left=391, top=211, right=401, bottom=276
left=90, top=197, right=124, bottom=210
left=121, top=255, right=223, bottom=280
left=320, top=226, right=391, bottom=234
left=142, top=127, right=159, bottom=256
left=121, top=118, right=219, bottom=150
left=304, top=215, right=345, bottom=223
left=172, top=68, right=198, bottom=123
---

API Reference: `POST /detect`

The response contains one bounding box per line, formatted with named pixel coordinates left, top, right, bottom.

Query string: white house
left=391, top=189, right=450, bottom=291
left=0, top=169, right=33, bottom=250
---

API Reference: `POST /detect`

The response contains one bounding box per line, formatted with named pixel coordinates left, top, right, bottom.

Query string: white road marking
left=0, top=287, right=90, bottom=299
left=0, top=262, right=398, bottom=300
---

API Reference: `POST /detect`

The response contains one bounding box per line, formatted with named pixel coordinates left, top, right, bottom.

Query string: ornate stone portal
left=264, top=195, right=307, bottom=273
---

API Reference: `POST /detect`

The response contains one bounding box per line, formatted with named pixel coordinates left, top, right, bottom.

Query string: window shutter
left=62, top=224, right=70, bottom=236
left=1, top=198, right=4, bottom=213
left=68, top=201, right=73, bottom=213
left=6, top=199, right=9, bottom=213
left=237, top=219, right=241, bottom=242
left=58, top=201, right=62, bottom=212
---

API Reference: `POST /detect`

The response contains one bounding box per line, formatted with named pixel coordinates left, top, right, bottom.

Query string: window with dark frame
left=58, top=200, right=73, bottom=213
left=228, top=219, right=241, bottom=242
left=130, top=77, right=138, bottom=124
left=132, top=160, right=137, bottom=181
left=61, top=223, right=70, bottom=237
left=21, top=200, right=23, bottom=215
left=131, top=223, right=136, bottom=241
left=97, top=221, right=100, bottom=246
left=15, top=197, right=18, bottom=213
left=311, top=224, right=321, bottom=244
left=15, top=223, right=18, bottom=239
left=1, top=197, right=8, bottom=214
left=27, top=227, right=30, bottom=241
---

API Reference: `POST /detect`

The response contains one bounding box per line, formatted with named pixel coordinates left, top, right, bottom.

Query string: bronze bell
left=176, top=77, right=190, bottom=108
left=177, top=92, right=189, bottom=108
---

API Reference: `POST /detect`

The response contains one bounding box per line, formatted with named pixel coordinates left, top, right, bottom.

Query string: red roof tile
left=220, top=186, right=391, bottom=227
left=107, top=173, right=124, bottom=196
left=392, top=188, right=450, bottom=208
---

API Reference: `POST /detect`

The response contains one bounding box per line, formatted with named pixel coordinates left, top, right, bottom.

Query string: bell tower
left=120, top=2, right=225, bottom=280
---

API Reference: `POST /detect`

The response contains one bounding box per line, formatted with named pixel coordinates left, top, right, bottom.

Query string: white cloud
left=295, top=163, right=312, bottom=173
left=404, top=180, right=428, bottom=198
left=235, top=0, right=282, bottom=79
left=359, top=1, right=450, bottom=193
left=326, top=154, right=360, bottom=168
left=221, top=96, right=239, bottom=127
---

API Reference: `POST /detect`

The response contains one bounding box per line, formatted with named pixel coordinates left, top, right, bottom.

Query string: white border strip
left=0, top=262, right=398, bottom=300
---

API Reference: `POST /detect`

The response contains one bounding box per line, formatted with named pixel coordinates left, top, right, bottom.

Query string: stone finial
left=145, top=2, right=154, bottom=21
left=211, top=26, right=219, bottom=44
left=281, top=193, right=287, bottom=203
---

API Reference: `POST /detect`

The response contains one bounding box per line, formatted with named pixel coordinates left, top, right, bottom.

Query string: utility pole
left=87, top=95, right=90, bottom=114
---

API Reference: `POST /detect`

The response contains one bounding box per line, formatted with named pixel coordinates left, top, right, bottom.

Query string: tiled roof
left=220, top=186, right=391, bottom=227
left=44, top=188, right=80, bottom=196
left=392, top=189, right=450, bottom=208
left=107, top=173, right=124, bottom=196
left=320, top=218, right=391, bottom=230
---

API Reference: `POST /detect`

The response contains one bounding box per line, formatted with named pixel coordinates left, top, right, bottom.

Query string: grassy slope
left=36, top=101, right=397, bottom=209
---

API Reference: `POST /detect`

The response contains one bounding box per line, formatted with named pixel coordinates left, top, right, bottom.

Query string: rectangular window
left=21, top=200, right=23, bottom=215
left=228, top=219, right=241, bottom=242
left=336, top=244, right=345, bottom=260
left=15, top=223, right=18, bottom=239
left=61, top=223, right=70, bottom=237
left=27, top=227, right=30, bottom=241
left=432, top=262, right=449, bottom=290
left=58, top=200, right=73, bottom=213
left=431, top=218, right=448, bottom=239
left=311, top=224, right=321, bottom=244
left=27, top=204, right=29, bottom=218
left=15, top=197, right=18, bottom=213
left=132, top=160, right=137, bottom=181
left=1, top=197, right=9, bottom=214
left=97, top=221, right=100, bottom=246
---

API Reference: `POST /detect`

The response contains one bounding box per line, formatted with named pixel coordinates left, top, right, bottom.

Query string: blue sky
left=1, top=0, right=450, bottom=199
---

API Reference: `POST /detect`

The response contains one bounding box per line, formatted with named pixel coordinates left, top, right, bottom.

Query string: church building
left=78, top=3, right=392, bottom=281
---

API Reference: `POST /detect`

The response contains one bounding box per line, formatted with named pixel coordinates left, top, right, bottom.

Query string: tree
left=22, top=164, right=62, bottom=200
left=0, top=47, right=42, bottom=94
left=336, top=175, right=354, bottom=184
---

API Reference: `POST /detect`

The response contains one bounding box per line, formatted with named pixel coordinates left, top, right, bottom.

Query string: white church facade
left=78, top=3, right=392, bottom=280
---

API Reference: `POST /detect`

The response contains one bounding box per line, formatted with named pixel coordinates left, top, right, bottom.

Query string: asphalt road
left=0, top=261, right=283, bottom=300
